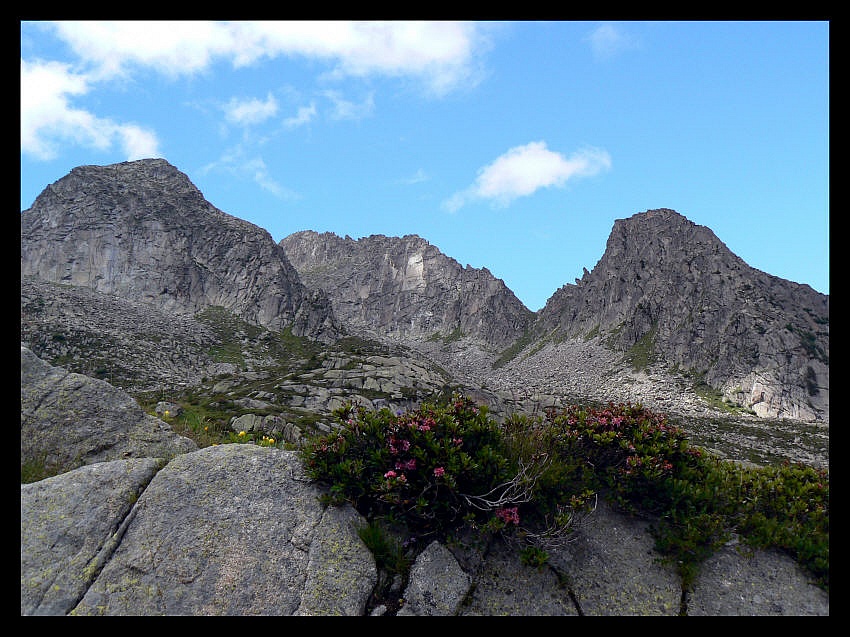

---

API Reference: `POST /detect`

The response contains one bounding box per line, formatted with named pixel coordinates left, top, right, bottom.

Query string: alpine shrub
left=300, top=394, right=519, bottom=541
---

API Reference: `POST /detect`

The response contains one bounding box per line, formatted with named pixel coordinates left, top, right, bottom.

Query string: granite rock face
left=21, top=159, right=339, bottom=343
left=20, top=161, right=827, bottom=424
left=280, top=230, right=534, bottom=350
left=21, top=447, right=829, bottom=616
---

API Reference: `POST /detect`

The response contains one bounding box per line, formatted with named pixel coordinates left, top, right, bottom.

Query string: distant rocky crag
left=20, top=159, right=828, bottom=429
left=280, top=210, right=827, bottom=423
left=280, top=230, right=535, bottom=351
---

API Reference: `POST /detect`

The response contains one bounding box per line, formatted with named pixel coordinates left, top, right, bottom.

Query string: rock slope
left=21, top=160, right=828, bottom=424
left=534, top=209, right=828, bottom=421
left=21, top=345, right=197, bottom=476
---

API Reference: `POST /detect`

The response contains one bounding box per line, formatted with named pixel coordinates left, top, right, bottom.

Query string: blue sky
left=21, top=20, right=829, bottom=311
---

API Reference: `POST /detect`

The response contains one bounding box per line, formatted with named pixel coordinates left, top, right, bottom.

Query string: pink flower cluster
left=384, top=470, right=408, bottom=484
left=496, top=506, right=520, bottom=526
left=388, top=436, right=411, bottom=455
left=623, top=455, right=674, bottom=477
left=433, top=466, right=445, bottom=478
left=396, top=458, right=417, bottom=471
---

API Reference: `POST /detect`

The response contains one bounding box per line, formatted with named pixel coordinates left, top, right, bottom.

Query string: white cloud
left=399, top=168, right=429, bottom=185
left=226, top=21, right=485, bottom=96
left=23, top=21, right=485, bottom=161
left=322, top=90, right=375, bottom=121
left=42, top=21, right=486, bottom=94
left=201, top=147, right=301, bottom=201
left=20, top=58, right=161, bottom=160
left=284, top=103, right=317, bottom=128
left=244, top=156, right=297, bottom=199
left=116, top=124, right=161, bottom=160
left=443, top=141, right=611, bottom=212
left=49, top=21, right=235, bottom=80
left=585, top=23, right=641, bottom=60
left=224, top=93, right=279, bottom=126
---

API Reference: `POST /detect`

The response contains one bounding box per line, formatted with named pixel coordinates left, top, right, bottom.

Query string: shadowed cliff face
left=535, top=209, right=828, bottom=421
left=280, top=230, right=535, bottom=350
left=20, top=159, right=339, bottom=343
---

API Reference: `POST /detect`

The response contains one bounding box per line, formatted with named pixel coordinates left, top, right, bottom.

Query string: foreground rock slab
left=688, top=538, right=831, bottom=616
left=21, top=445, right=377, bottom=615
left=21, top=446, right=829, bottom=616
left=21, top=457, right=164, bottom=616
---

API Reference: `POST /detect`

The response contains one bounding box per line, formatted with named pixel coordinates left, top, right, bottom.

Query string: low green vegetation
left=301, top=396, right=829, bottom=593
left=691, top=377, right=757, bottom=416
left=21, top=453, right=63, bottom=484
left=492, top=330, right=536, bottom=368
left=624, top=323, right=658, bottom=371
left=583, top=324, right=600, bottom=341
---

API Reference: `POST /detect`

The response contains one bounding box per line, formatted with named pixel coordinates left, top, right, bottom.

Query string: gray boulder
left=549, top=497, right=682, bottom=615
left=688, top=536, right=831, bottom=616
left=21, top=456, right=164, bottom=616
left=21, top=344, right=197, bottom=476
left=397, top=541, right=471, bottom=616
left=41, top=445, right=377, bottom=616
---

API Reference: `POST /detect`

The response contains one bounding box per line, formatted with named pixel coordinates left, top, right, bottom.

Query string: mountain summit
left=20, top=159, right=339, bottom=342
left=280, top=230, right=535, bottom=350
left=535, top=208, right=828, bottom=420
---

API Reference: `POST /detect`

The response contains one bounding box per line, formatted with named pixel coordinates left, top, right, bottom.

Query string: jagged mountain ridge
left=280, top=211, right=828, bottom=422
left=20, top=159, right=828, bottom=423
left=20, top=159, right=339, bottom=343
left=534, top=208, right=828, bottom=421
left=280, top=230, right=535, bottom=350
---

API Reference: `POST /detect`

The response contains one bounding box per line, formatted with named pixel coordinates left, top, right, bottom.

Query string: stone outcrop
left=280, top=230, right=534, bottom=350
left=21, top=159, right=339, bottom=343
left=22, top=447, right=829, bottom=617
left=20, top=348, right=829, bottom=616
left=534, top=209, right=828, bottom=421
left=21, top=345, right=197, bottom=476
left=21, top=275, right=233, bottom=393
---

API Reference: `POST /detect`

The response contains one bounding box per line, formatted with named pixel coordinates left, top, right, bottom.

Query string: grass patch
left=583, top=324, right=600, bottom=341
left=624, top=323, right=657, bottom=371
left=493, top=330, right=536, bottom=368
left=691, top=377, right=756, bottom=416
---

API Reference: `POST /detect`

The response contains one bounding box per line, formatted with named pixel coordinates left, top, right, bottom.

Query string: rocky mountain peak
left=280, top=230, right=535, bottom=350
left=21, top=159, right=339, bottom=342
left=20, top=161, right=828, bottom=423
left=536, top=208, right=828, bottom=421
